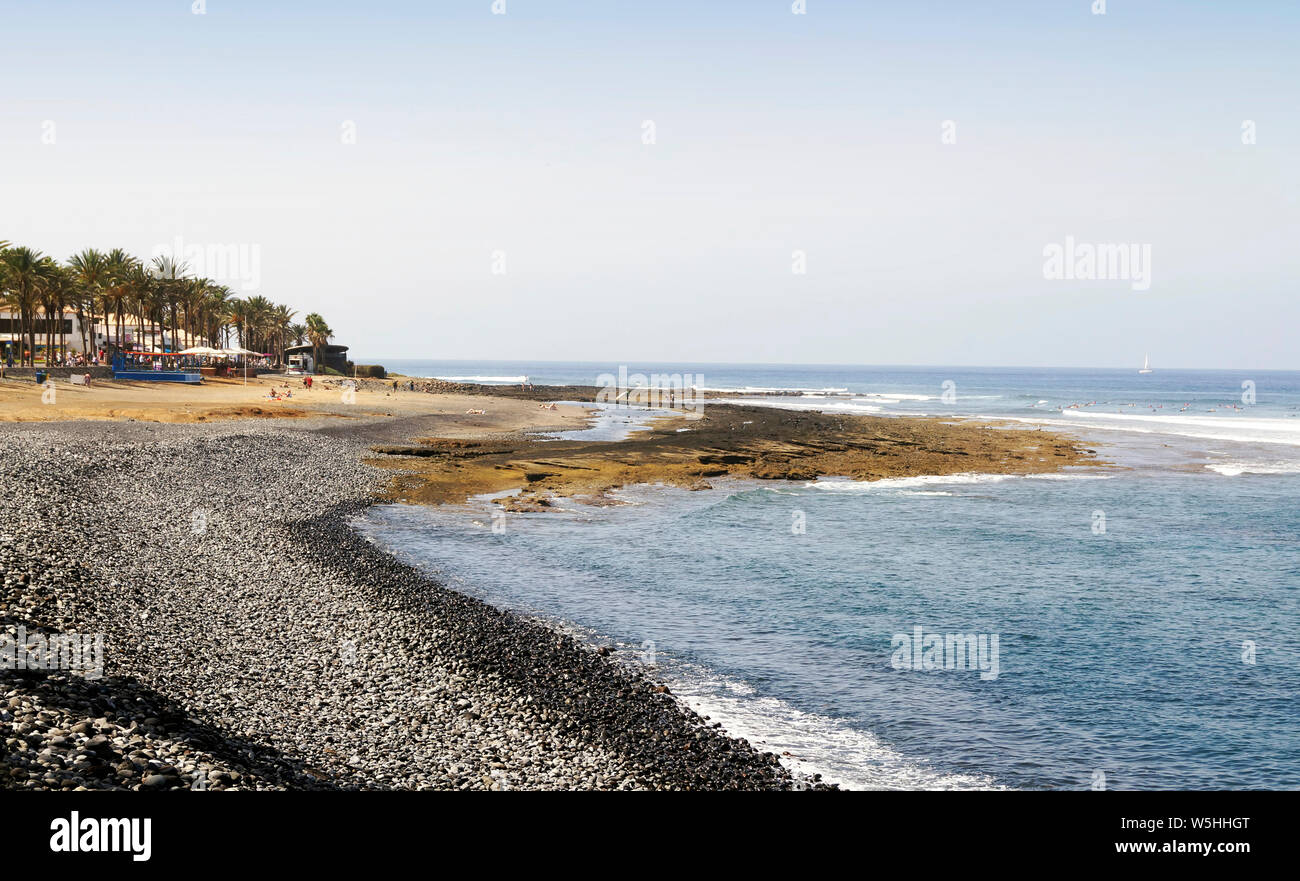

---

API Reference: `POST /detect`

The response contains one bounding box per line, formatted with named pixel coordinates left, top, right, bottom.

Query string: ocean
left=356, top=361, right=1300, bottom=790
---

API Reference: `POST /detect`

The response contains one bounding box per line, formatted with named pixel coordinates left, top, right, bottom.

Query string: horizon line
left=350, top=357, right=1298, bottom=374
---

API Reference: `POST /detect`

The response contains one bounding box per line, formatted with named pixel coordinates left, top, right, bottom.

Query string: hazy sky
left=2, top=1, right=1297, bottom=368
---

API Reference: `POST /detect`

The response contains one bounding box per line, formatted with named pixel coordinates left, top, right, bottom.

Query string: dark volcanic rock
left=0, top=417, right=820, bottom=791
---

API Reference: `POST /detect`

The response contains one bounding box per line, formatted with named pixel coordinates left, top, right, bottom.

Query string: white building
left=0, top=309, right=210, bottom=363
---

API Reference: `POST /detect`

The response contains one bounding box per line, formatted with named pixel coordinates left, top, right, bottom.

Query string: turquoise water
left=359, top=364, right=1300, bottom=790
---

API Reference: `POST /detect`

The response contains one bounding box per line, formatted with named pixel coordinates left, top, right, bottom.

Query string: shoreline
left=359, top=491, right=1016, bottom=792
left=2, top=383, right=1095, bottom=791
left=1, top=413, right=813, bottom=790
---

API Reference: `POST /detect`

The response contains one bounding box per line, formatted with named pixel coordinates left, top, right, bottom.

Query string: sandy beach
left=0, top=371, right=592, bottom=433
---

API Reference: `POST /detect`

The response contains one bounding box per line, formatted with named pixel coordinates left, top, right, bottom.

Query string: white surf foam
left=1005, top=410, right=1300, bottom=447
left=543, top=621, right=1004, bottom=791
left=670, top=672, right=1003, bottom=791
left=808, top=473, right=1013, bottom=492
left=1205, top=460, right=1300, bottom=476
left=805, top=472, right=1114, bottom=492
left=699, top=386, right=851, bottom=395
left=430, top=374, right=529, bottom=383
left=728, top=397, right=885, bottom=414
left=854, top=392, right=935, bottom=402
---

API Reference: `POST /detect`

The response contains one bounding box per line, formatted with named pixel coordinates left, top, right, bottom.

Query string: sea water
left=357, top=363, right=1300, bottom=789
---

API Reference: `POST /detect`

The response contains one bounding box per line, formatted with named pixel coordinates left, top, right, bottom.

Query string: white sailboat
left=1139, top=354, right=1153, bottom=374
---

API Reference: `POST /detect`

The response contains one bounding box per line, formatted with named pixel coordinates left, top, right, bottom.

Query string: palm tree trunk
left=80, top=298, right=91, bottom=357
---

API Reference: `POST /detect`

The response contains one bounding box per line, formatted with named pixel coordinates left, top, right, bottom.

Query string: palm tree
left=181, top=277, right=210, bottom=348
left=67, top=248, right=108, bottom=356
left=124, top=263, right=160, bottom=349
left=0, top=244, right=11, bottom=356
left=305, top=312, right=333, bottom=373
left=270, top=304, right=296, bottom=365
left=242, top=294, right=273, bottom=354
left=224, top=298, right=244, bottom=351
left=102, top=249, right=138, bottom=349
left=149, top=255, right=189, bottom=351
left=0, top=246, right=56, bottom=365
left=4, top=242, right=338, bottom=369
left=0, top=247, right=14, bottom=364
left=204, top=284, right=232, bottom=348
left=38, top=261, right=75, bottom=364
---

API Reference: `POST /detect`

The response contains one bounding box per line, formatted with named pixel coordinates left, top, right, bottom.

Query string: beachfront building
left=93, top=312, right=211, bottom=353
left=0, top=308, right=212, bottom=364
left=284, top=343, right=349, bottom=374
left=1, top=307, right=88, bottom=365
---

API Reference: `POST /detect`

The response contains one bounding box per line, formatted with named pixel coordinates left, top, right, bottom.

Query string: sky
left=1, top=1, right=1297, bottom=369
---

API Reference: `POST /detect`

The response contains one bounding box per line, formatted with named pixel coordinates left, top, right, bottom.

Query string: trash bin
left=34, top=371, right=47, bottom=384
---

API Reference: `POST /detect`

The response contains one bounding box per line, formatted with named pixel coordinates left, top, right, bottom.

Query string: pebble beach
left=0, top=415, right=809, bottom=790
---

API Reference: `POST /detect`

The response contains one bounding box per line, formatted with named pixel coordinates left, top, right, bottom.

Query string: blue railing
left=111, top=369, right=202, bottom=383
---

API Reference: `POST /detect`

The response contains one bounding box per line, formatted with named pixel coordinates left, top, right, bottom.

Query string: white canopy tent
left=217, top=347, right=262, bottom=383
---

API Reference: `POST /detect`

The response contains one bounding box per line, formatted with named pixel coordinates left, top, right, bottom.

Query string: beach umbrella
left=219, top=347, right=261, bottom=384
